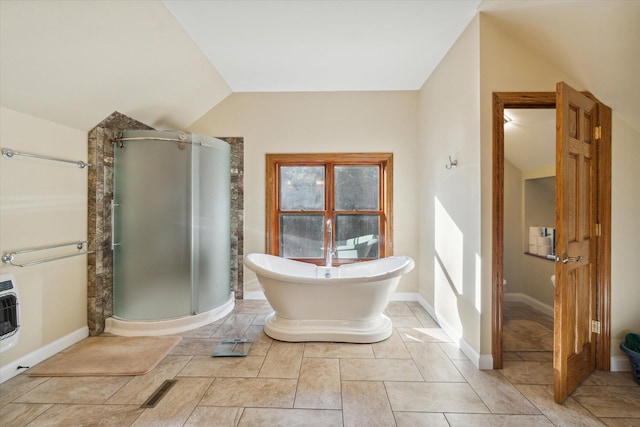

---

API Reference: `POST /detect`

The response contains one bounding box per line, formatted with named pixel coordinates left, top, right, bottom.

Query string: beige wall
left=505, top=160, right=555, bottom=306
left=610, top=116, right=640, bottom=359
left=503, top=159, right=523, bottom=294
left=521, top=176, right=555, bottom=306
left=0, top=107, right=88, bottom=370
left=417, top=15, right=482, bottom=359
left=188, top=91, right=420, bottom=294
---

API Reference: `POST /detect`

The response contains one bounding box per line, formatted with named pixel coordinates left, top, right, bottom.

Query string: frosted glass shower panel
left=114, top=131, right=192, bottom=320
left=114, top=130, right=231, bottom=321
left=192, top=135, right=231, bottom=313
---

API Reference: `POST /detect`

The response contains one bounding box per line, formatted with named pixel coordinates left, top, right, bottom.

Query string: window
left=266, top=153, right=393, bottom=265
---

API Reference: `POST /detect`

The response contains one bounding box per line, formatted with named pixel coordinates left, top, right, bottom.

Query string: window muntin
left=266, top=153, right=392, bottom=265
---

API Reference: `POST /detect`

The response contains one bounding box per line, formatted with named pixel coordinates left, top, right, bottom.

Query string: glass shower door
left=113, top=130, right=231, bottom=321
left=113, top=130, right=192, bottom=320
left=191, top=134, right=231, bottom=313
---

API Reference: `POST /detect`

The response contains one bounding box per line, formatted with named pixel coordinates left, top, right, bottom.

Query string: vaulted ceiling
left=1, top=0, right=638, bottom=138
left=162, top=0, right=480, bottom=92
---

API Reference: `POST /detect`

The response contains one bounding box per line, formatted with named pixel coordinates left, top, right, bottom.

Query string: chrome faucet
left=325, top=219, right=335, bottom=268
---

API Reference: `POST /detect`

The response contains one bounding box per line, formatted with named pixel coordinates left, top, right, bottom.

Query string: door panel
left=554, top=82, right=598, bottom=403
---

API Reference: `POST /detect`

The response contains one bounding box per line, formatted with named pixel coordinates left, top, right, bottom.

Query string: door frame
left=491, top=91, right=611, bottom=370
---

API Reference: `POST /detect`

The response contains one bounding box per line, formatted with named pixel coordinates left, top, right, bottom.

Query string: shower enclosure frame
left=86, top=112, right=244, bottom=335
left=112, top=129, right=231, bottom=321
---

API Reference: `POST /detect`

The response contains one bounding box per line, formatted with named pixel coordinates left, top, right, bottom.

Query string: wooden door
left=554, top=82, right=598, bottom=403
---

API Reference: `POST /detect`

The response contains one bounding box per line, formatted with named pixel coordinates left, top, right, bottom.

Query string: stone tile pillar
left=87, top=112, right=153, bottom=335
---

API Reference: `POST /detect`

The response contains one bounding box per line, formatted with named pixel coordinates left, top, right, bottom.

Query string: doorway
left=491, top=88, right=612, bottom=402
left=502, top=108, right=556, bottom=360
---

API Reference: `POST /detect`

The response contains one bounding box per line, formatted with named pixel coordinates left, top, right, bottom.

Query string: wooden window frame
left=266, top=153, right=393, bottom=265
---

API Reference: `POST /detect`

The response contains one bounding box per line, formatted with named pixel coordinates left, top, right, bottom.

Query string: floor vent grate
left=141, top=379, right=177, bottom=408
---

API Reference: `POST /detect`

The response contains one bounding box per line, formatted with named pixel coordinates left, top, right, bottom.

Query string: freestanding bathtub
left=243, top=253, right=415, bottom=343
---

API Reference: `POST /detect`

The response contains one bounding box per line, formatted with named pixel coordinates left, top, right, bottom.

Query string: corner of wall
left=417, top=12, right=483, bottom=360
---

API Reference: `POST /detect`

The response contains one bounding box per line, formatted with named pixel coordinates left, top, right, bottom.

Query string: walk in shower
left=110, top=130, right=232, bottom=325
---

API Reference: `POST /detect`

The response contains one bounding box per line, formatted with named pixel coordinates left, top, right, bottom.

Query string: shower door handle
left=111, top=200, right=121, bottom=250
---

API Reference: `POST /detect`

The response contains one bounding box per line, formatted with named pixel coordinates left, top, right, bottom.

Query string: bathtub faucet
left=326, top=219, right=335, bottom=268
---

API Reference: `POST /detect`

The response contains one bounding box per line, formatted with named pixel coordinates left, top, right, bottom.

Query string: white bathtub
left=243, top=253, right=415, bottom=343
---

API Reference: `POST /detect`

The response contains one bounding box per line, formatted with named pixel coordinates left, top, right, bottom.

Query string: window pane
left=335, top=214, right=379, bottom=259
left=280, top=166, right=325, bottom=210
left=280, top=214, right=324, bottom=258
left=335, top=166, right=379, bottom=210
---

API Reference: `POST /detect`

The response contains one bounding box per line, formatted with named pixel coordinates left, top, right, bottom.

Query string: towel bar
left=1, top=147, right=92, bottom=169
left=2, top=241, right=93, bottom=268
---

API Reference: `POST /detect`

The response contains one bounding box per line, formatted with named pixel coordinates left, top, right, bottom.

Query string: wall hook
left=446, top=156, right=458, bottom=169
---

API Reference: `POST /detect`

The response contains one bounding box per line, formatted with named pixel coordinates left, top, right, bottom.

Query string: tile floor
left=1, top=300, right=638, bottom=426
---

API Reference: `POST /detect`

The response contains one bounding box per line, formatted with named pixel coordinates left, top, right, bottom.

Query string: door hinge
left=595, top=223, right=602, bottom=237
left=591, top=320, right=601, bottom=334
left=594, top=126, right=602, bottom=140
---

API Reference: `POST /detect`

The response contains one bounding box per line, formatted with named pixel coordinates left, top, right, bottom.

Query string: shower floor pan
left=105, top=292, right=234, bottom=337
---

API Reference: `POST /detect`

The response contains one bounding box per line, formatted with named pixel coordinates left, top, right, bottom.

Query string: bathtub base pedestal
left=263, top=313, right=393, bottom=343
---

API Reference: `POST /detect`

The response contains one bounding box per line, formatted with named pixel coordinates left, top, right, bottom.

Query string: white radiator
left=0, top=273, right=20, bottom=353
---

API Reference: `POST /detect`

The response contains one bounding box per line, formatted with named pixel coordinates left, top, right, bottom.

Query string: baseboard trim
left=504, top=292, right=554, bottom=317
left=415, top=294, right=490, bottom=369
left=0, top=326, right=89, bottom=384
left=391, top=292, right=420, bottom=301
left=243, top=291, right=266, bottom=300
left=611, top=355, right=632, bottom=372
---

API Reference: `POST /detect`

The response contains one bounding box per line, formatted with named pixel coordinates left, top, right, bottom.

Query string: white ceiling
left=162, top=0, right=481, bottom=92
left=504, top=109, right=556, bottom=172
left=479, top=0, right=640, bottom=133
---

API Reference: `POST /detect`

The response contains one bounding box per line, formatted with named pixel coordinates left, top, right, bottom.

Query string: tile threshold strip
left=141, top=379, right=177, bottom=408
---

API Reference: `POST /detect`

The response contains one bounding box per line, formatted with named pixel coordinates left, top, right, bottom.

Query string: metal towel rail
left=1, top=147, right=92, bottom=169
left=2, top=241, right=93, bottom=268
